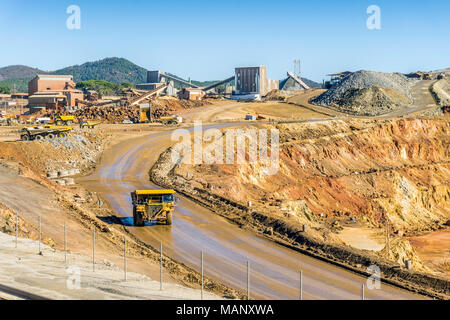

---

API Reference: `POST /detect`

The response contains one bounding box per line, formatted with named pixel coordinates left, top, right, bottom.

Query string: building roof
left=29, top=92, right=66, bottom=99
left=34, top=89, right=83, bottom=94
left=36, top=74, right=73, bottom=79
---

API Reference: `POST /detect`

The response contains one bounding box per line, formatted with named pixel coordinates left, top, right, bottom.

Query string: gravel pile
left=312, top=70, right=416, bottom=115
left=42, top=133, right=103, bottom=172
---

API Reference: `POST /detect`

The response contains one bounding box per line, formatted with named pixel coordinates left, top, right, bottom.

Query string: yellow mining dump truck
left=131, top=189, right=175, bottom=226
left=53, top=115, right=77, bottom=126
left=20, top=126, right=72, bottom=141
left=159, top=115, right=182, bottom=126
left=80, top=119, right=101, bottom=129
left=43, top=124, right=72, bottom=134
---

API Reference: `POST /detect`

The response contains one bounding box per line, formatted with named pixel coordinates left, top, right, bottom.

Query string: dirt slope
left=152, top=118, right=449, bottom=295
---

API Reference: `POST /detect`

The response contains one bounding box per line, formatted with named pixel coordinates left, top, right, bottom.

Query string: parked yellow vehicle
left=130, top=189, right=175, bottom=226
left=20, top=126, right=72, bottom=141
left=43, top=125, right=72, bottom=136
left=80, top=120, right=101, bottom=129
left=53, top=115, right=77, bottom=126
left=159, top=115, right=182, bottom=126
left=25, top=117, right=36, bottom=124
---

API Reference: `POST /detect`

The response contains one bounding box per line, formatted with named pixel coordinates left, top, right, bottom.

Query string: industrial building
left=29, top=75, right=75, bottom=95
left=28, top=74, right=83, bottom=109
left=136, top=80, right=177, bottom=96
left=147, top=71, right=198, bottom=88
left=232, top=66, right=278, bottom=100
left=178, top=88, right=205, bottom=100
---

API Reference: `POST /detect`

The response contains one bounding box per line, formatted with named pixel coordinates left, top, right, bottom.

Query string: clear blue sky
left=1, top=0, right=449, bottom=82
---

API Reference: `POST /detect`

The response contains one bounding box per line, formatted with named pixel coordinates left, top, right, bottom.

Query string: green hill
left=0, top=65, right=45, bottom=81
left=53, top=57, right=147, bottom=84
left=0, top=58, right=148, bottom=93
left=0, top=78, right=30, bottom=93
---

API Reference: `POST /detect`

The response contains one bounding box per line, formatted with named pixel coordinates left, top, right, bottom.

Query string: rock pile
left=312, top=70, right=416, bottom=116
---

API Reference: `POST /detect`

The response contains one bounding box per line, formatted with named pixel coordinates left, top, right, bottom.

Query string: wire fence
left=6, top=212, right=370, bottom=301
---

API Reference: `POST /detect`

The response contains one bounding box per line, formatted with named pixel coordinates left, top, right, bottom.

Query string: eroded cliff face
left=176, top=118, right=449, bottom=234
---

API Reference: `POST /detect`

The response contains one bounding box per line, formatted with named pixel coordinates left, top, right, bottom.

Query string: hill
left=0, top=58, right=323, bottom=93
left=0, top=78, right=30, bottom=93
left=0, top=65, right=45, bottom=81
left=53, top=57, right=147, bottom=84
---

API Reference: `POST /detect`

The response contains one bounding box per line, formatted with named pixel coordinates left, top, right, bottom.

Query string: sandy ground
left=177, top=99, right=328, bottom=123
left=338, top=227, right=385, bottom=251
left=0, top=126, right=21, bottom=142
left=0, top=231, right=220, bottom=300
left=0, top=164, right=188, bottom=288
left=409, top=229, right=450, bottom=277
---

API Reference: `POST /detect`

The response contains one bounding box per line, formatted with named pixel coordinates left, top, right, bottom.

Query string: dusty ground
left=164, top=118, right=449, bottom=280
left=337, top=227, right=385, bottom=251
left=409, top=230, right=450, bottom=275
left=0, top=95, right=448, bottom=299
left=177, top=98, right=328, bottom=123
left=79, top=123, right=425, bottom=300
left=0, top=231, right=220, bottom=300
left=0, top=126, right=243, bottom=299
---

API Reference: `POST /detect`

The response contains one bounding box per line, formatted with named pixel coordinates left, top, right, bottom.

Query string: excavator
left=130, top=190, right=175, bottom=226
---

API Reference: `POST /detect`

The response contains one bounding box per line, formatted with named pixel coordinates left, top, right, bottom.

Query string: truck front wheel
left=133, top=207, right=144, bottom=226
left=166, top=211, right=173, bottom=225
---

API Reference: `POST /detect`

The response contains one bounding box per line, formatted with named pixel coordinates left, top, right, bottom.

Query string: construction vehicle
left=43, top=124, right=72, bottom=132
left=159, top=115, right=182, bottom=126
left=53, top=115, right=77, bottom=126
left=0, top=115, right=14, bottom=126
left=25, top=117, right=36, bottom=124
left=130, top=189, right=175, bottom=226
left=80, top=119, right=101, bottom=129
left=20, top=126, right=71, bottom=141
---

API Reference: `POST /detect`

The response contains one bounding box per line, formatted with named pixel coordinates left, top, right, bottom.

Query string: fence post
left=201, top=251, right=204, bottom=300
left=64, top=222, right=67, bottom=263
left=38, top=216, right=41, bottom=255
left=247, top=261, right=250, bottom=300
left=15, top=211, right=18, bottom=248
left=93, top=229, right=95, bottom=272
left=160, top=242, right=163, bottom=291
left=300, top=270, right=303, bottom=300
left=362, top=283, right=365, bottom=300
left=124, top=237, right=127, bottom=281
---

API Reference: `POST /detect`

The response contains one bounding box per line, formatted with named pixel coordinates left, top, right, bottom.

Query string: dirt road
left=78, top=125, right=424, bottom=300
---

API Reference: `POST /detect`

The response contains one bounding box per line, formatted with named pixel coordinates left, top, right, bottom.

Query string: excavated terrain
left=151, top=117, right=450, bottom=298
left=0, top=129, right=243, bottom=299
